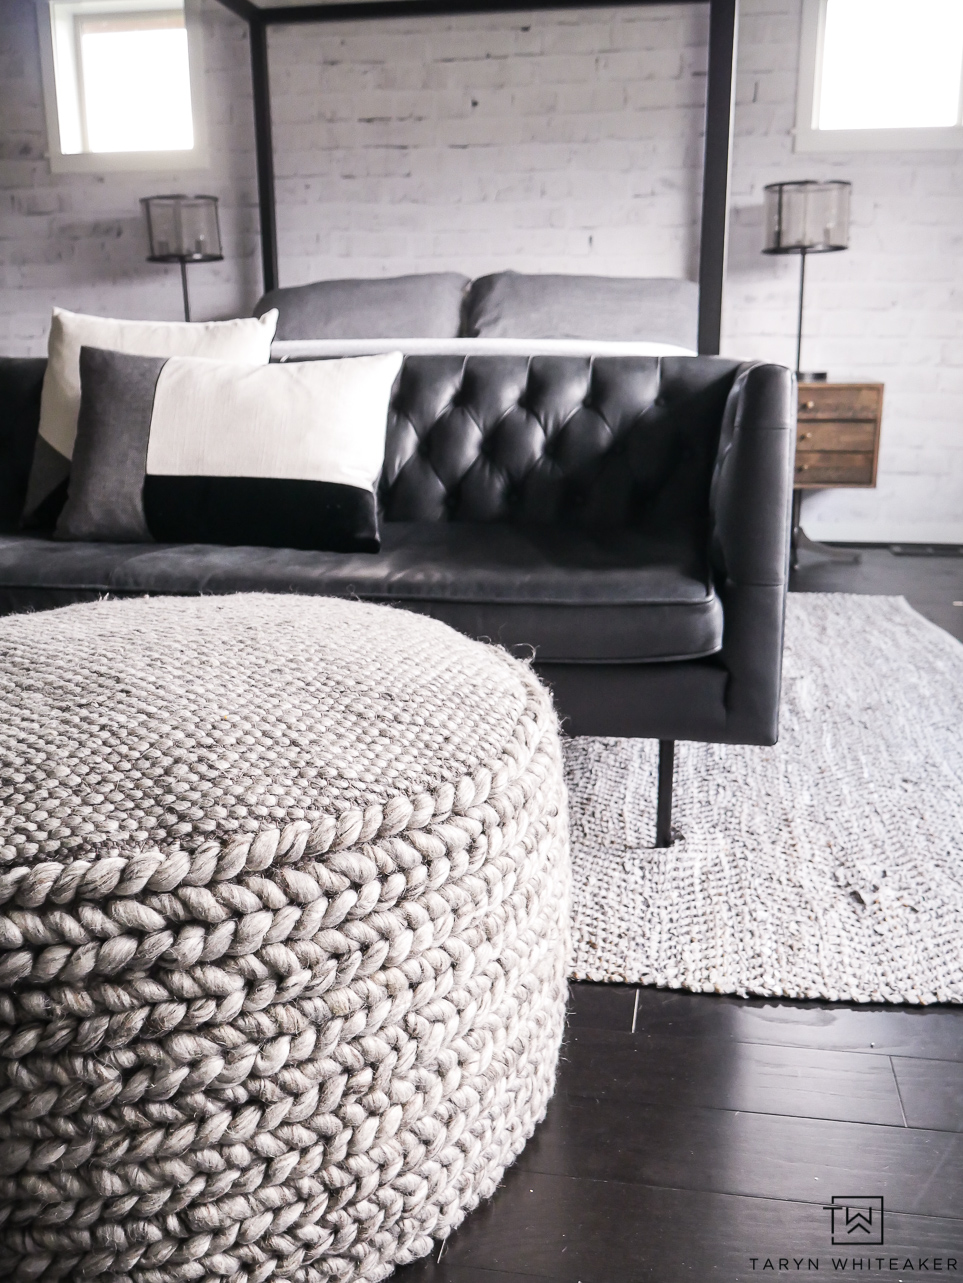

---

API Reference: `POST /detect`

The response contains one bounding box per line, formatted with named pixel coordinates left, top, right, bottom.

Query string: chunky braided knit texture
left=0, top=595, right=570, bottom=1283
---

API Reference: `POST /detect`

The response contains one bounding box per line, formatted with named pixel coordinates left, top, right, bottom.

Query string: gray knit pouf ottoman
left=0, top=594, right=570, bottom=1283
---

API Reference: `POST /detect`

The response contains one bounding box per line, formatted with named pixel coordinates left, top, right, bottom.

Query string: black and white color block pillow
left=56, top=347, right=402, bottom=552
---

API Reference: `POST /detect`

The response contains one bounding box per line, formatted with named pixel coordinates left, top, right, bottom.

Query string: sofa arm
left=0, top=357, right=47, bottom=534
left=708, top=361, right=796, bottom=745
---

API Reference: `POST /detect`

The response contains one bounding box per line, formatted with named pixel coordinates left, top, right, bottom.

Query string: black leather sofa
left=0, top=352, right=796, bottom=843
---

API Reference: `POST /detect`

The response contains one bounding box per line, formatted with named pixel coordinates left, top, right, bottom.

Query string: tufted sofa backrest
left=380, top=354, right=743, bottom=534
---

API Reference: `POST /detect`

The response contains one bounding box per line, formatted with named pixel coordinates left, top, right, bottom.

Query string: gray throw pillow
left=254, top=273, right=470, bottom=340
left=462, top=272, right=699, bottom=350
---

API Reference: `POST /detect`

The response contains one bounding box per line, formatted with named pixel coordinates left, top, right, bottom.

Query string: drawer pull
left=799, top=431, right=812, bottom=440
left=804, top=400, right=816, bottom=410
left=796, top=464, right=810, bottom=471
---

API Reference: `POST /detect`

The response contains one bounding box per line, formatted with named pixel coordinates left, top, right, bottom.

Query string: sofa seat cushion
left=0, top=524, right=722, bottom=663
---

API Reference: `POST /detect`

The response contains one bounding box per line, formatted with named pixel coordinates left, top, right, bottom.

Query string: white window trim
left=36, top=0, right=210, bottom=173
left=794, top=0, right=963, bottom=153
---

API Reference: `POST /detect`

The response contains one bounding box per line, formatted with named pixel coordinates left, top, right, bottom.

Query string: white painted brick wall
left=0, top=0, right=260, bottom=353
left=725, top=1, right=963, bottom=542
left=1, top=0, right=960, bottom=539
left=267, top=5, right=709, bottom=282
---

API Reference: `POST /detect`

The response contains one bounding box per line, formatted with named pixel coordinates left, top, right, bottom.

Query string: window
left=795, top=0, right=963, bottom=152
left=37, top=0, right=207, bottom=172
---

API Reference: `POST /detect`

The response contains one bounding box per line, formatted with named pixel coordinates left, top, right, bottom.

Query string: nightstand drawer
left=798, top=385, right=882, bottom=420
left=796, top=421, right=878, bottom=452
left=794, top=451, right=875, bottom=487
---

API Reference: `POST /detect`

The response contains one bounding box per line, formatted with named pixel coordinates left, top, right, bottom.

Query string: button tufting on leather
left=381, top=355, right=736, bottom=527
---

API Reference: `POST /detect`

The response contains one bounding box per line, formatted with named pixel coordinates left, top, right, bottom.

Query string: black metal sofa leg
left=656, top=740, right=675, bottom=848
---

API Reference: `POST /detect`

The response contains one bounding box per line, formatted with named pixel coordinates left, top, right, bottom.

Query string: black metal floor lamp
left=762, top=178, right=851, bottom=379
left=763, top=179, right=854, bottom=567
left=142, top=194, right=224, bottom=321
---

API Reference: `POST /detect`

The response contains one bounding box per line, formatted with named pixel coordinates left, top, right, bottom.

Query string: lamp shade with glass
left=762, top=179, right=851, bottom=377
left=142, top=194, right=223, bottom=321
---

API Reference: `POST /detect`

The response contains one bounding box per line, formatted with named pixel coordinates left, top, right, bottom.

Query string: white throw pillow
left=145, top=353, right=398, bottom=494
left=39, top=306, right=279, bottom=461
left=23, top=306, right=278, bottom=527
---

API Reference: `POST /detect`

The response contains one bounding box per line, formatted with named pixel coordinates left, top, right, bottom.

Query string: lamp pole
left=180, top=260, right=191, bottom=322
left=795, top=247, right=807, bottom=376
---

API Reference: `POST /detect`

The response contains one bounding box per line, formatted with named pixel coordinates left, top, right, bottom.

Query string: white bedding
left=272, top=336, right=697, bottom=361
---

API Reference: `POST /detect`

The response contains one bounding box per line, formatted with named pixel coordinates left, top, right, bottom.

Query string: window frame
left=794, top=0, right=963, bottom=153
left=36, top=0, right=209, bottom=173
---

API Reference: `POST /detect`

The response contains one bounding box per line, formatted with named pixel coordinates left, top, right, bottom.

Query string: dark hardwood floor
left=397, top=546, right=963, bottom=1283
left=789, top=543, right=963, bottom=642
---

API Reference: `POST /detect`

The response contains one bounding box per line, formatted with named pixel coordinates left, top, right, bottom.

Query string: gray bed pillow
left=462, top=272, right=699, bottom=350
left=254, top=272, right=470, bottom=341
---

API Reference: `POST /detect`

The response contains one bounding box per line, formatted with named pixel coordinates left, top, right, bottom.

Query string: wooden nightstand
left=791, top=381, right=884, bottom=567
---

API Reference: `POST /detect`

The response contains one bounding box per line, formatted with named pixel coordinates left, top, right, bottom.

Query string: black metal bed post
left=697, top=0, right=739, bottom=356
left=250, top=17, right=279, bottom=295
left=212, top=0, right=278, bottom=294
left=219, top=0, right=739, bottom=320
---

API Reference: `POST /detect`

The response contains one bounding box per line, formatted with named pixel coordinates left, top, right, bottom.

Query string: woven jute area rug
left=565, top=594, right=963, bottom=1004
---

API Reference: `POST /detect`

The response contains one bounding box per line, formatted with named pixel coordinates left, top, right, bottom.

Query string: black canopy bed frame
left=212, top=0, right=739, bottom=358
left=207, top=0, right=744, bottom=847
